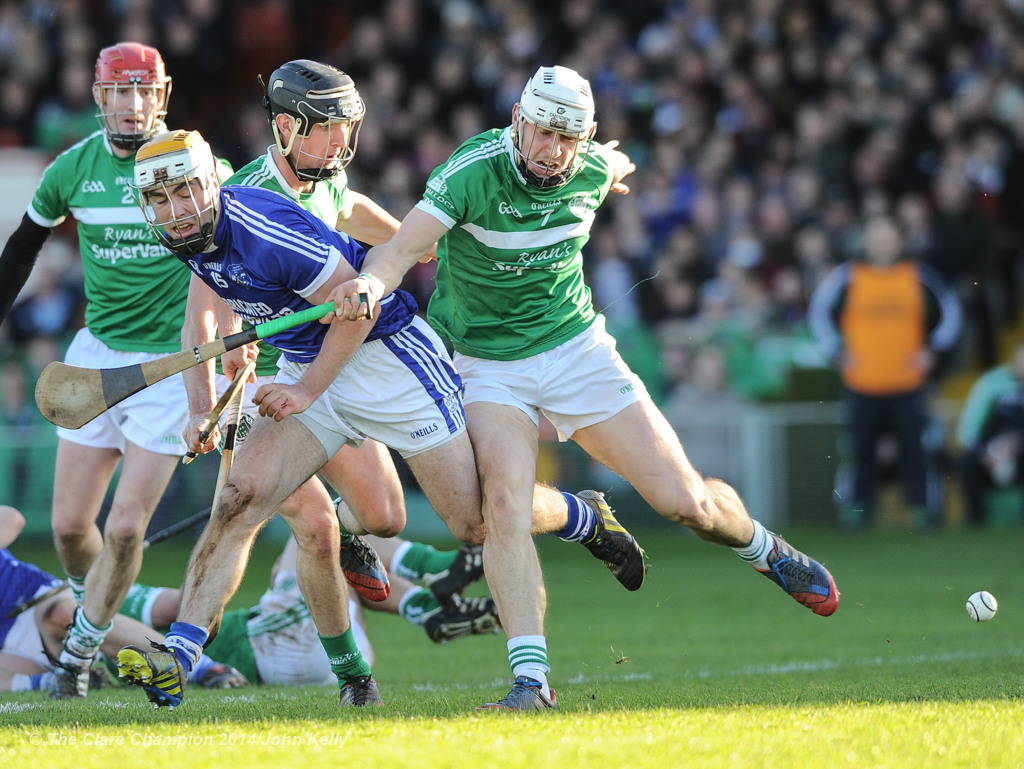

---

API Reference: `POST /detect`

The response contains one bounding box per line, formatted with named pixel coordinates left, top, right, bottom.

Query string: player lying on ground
left=0, top=506, right=246, bottom=694
left=120, top=534, right=496, bottom=686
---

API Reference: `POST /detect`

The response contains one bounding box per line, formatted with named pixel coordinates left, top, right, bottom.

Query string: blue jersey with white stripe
left=1, top=549, right=62, bottom=645
left=182, top=185, right=417, bottom=363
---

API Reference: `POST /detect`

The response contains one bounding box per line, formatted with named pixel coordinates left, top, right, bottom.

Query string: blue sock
left=165, top=621, right=209, bottom=679
left=31, top=672, right=54, bottom=691
left=189, top=655, right=215, bottom=683
left=557, top=492, right=596, bottom=542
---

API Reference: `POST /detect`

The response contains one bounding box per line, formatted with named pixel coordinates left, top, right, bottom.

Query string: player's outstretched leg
left=476, top=677, right=556, bottom=712
left=577, top=490, right=647, bottom=591
left=423, top=595, right=500, bottom=643
left=117, top=642, right=187, bottom=709
left=424, top=543, right=484, bottom=606
left=340, top=534, right=390, bottom=602
left=756, top=532, right=839, bottom=616
left=338, top=675, right=384, bottom=707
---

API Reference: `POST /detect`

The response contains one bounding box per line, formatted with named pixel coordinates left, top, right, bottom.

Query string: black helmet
left=260, top=59, right=365, bottom=180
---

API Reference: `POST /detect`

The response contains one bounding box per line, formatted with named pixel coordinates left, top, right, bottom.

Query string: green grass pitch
left=2, top=522, right=1022, bottom=768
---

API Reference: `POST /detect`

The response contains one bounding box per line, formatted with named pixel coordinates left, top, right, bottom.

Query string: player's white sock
left=63, top=607, right=111, bottom=659
left=733, top=519, right=772, bottom=570
left=67, top=575, right=86, bottom=606
left=508, top=635, right=550, bottom=693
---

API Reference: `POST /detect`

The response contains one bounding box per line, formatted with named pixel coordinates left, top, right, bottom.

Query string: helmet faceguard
left=94, top=42, right=171, bottom=151
left=133, top=130, right=220, bottom=256
left=260, top=59, right=365, bottom=182
left=512, top=66, right=597, bottom=188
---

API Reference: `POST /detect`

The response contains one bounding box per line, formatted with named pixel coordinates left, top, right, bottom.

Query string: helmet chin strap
left=272, top=115, right=306, bottom=180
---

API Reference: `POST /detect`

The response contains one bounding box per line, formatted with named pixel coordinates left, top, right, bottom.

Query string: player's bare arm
left=0, top=504, right=26, bottom=549
left=336, top=191, right=401, bottom=246
left=180, top=276, right=226, bottom=454
left=338, top=192, right=437, bottom=264
left=326, top=207, right=449, bottom=322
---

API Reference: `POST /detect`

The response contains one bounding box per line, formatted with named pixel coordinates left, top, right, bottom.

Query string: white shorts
left=456, top=315, right=648, bottom=441
left=56, top=328, right=188, bottom=455
left=281, top=316, right=466, bottom=459
left=248, top=571, right=371, bottom=685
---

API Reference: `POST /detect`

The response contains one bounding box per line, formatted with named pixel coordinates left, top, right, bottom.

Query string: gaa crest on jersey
left=427, top=175, right=448, bottom=196
left=567, top=193, right=593, bottom=218
left=228, top=263, right=252, bottom=286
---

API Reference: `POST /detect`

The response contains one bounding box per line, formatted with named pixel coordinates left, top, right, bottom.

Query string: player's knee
left=364, top=512, right=404, bottom=538
left=294, top=517, right=341, bottom=562
left=217, top=481, right=256, bottom=524
left=51, top=514, right=92, bottom=542
left=103, top=519, right=146, bottom=556
left=447, top=518, right=485, bottom=544
left=660, top=487, right=715, bottom=532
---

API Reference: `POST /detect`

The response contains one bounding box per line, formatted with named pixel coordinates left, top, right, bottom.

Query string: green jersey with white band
left=227, top=147, right=352, bottom=230
left=417, top=127, right=612, bottom=361
left=27, top=131, right=193, bottom=353
left=225, top=149, right=353, bottom=376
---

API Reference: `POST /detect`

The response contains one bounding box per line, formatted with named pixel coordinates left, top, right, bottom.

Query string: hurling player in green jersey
left=213, top=60, right=417, bottom=548
left=329, top=66, right=841, bottom=710
left=0, top=42, right=231, bottom=700
left=206, top=60, right=494, bottom=650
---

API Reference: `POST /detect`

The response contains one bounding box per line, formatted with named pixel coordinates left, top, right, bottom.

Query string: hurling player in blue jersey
left=113, top=129, right=484, bottom=709
left=118, top=128, right=645, bottom=712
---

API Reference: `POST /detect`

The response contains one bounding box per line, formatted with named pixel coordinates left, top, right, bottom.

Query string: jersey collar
left=264, top=146, right=303, bottom=201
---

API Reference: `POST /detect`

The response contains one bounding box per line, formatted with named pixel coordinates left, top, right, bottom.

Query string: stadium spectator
left=955, top=342, right=1024, bottom=526
left=808, top=212, right=962, bottom=530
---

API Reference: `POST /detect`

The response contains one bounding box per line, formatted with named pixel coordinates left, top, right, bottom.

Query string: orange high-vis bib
left=839, top=261, right=926, bottom=395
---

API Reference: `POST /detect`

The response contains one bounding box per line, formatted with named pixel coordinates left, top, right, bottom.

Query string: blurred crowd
left=3, top=0, right=1024, bottom=449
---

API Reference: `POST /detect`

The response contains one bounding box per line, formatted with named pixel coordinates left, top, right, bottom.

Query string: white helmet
left=514, top=66, right=597, bottom=188
left=133, top=129, right=220, bottom=255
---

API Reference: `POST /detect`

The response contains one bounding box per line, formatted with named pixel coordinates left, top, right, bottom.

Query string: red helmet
left=95, top=42, right=168, bottom=85
left=94, top=42, right=172, bottom=150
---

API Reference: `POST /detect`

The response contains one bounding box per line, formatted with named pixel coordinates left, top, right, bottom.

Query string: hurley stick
left=182, top=358, right=256, bottom=465
left=36, top=301, right=336, bottom=429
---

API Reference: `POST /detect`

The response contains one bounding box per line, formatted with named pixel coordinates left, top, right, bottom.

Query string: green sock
left=339, top=528, right=354, bottom=547
left=319, top=628, right=371, bottom=684
left=393, top=543, right=456, bottom=582
left=398, top=587, right=441, bottom=626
